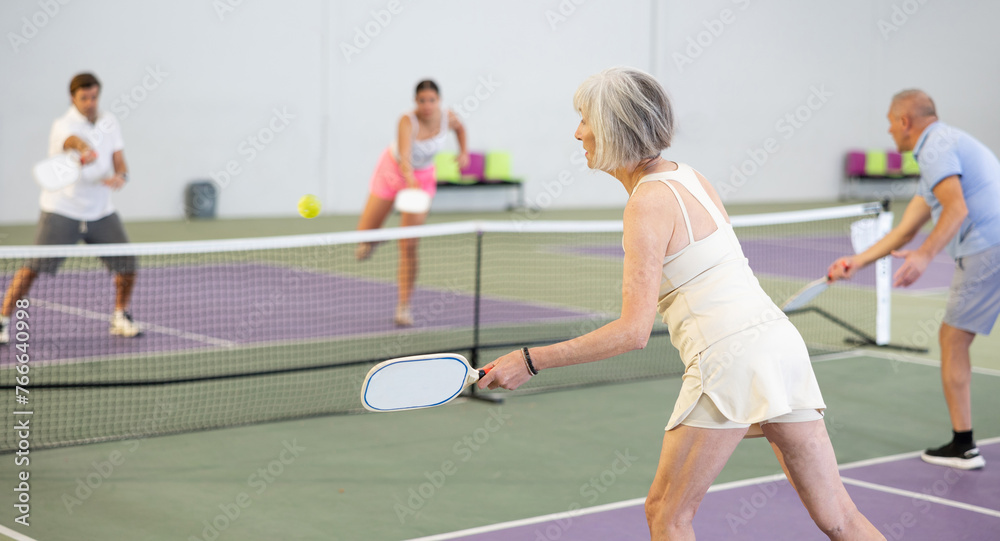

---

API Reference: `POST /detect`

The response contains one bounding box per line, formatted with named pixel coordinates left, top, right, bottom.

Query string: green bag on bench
left=434, top=152, right=463, bottom=183
left=484, top=151, right=519, bottom=183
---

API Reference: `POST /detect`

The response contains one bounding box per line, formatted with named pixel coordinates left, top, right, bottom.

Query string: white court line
left=31, top=298, right=236, bottom=348
left=839, top=477, right=1000, bottom=519
left=406, top=440, right=1000, bottom=541
left=857, top=348, right=1000, bottom=378
left=896, top=287, right=950, bottom=297
left=810, top=350, right=868, bottom=363
left=406, top=472, right=797, bottom=541
left=838, top=437, right=1000, bottom=471
left=404, top=497, right=648, bottom=541
left=0, top=524, right=39, bottom=541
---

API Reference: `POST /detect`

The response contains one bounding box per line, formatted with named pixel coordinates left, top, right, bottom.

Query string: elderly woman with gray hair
left=477, top=67, right=883, bottom=540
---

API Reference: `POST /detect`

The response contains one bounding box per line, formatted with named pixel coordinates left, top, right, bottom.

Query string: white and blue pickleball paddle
left=360, top=353, right=490, bottom=412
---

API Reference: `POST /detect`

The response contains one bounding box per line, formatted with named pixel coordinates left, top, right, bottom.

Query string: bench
left=841, top=149, right=920, bottom=200
left=434, top=151, right=524, bottom=210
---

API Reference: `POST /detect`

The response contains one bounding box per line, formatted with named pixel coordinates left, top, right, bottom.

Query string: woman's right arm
left=396, top=116, right=418, bottom=188
left=478, top=182, right=674, bottom=391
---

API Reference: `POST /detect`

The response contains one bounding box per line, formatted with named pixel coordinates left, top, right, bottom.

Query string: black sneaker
left=921, top=441, right=986, bottom=470
left=0, top=317, right=8, bottom=345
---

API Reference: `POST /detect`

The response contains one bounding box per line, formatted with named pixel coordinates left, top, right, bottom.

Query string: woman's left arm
left=479, top=182, right=674, bottom=390
left=448, top=110, right=469, bottom=168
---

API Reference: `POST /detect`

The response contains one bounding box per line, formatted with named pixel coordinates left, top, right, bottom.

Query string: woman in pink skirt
left=356, top=80, right=468, bottom=326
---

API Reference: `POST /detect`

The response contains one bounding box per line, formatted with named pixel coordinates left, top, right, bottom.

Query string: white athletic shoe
left=394, top=304, right=414, bottom=327
left=0, top=316, right=9, bottom=345
left=110, top=311, right=142, bottom=337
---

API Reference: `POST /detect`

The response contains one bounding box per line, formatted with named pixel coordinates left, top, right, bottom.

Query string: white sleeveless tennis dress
left=631, top=164, right=826, bottom=438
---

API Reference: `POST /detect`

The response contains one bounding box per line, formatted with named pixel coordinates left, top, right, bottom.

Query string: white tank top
left=390, top=110, right=450, bottom=170
left=630, top=163, right=786, bottom=361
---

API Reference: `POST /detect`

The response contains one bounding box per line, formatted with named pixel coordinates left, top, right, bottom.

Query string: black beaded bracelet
left=521, top=347, right=539, bottom=376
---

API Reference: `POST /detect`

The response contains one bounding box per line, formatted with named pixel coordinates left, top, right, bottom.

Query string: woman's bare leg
left=355, top=194, right=395, bottom=260
left=395, top=210, right=428, bottom=325
left=763, top=420, right=884, bottom=540
left=646, top=425, right=747, bottom=540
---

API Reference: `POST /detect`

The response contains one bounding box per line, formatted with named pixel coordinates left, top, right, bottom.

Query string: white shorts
left=680, top=393, right=824, bottom=438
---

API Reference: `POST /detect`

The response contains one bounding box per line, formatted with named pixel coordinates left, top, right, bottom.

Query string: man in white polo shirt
left=0, top=73, right=141, bottom=344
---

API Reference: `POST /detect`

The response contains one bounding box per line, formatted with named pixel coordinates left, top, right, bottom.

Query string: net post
left=875, top=203, right=894, bottom=345
left=472, top=229, right=483, bottom=369
left=469, top=229, right=503, bottom=404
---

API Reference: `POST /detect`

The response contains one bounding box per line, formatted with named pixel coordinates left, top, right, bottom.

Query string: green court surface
left=1, top=353, right=999, bottom=540
left=2, top=203, right=998, bottom=540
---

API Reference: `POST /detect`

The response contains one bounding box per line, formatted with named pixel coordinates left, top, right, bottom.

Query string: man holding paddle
left=828, top=90, right=1000, bottom=470
left=0, top=73, right=140, bottom=345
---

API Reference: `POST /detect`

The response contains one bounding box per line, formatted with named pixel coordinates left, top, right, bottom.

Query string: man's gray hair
left=573, top=67, right=674, bottom=171
left=892, top=89, right=937, bottom=119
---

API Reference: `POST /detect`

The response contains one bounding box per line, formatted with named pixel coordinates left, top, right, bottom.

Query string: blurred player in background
left=354, top=79, right=468, bottom=326
left=0, top=73, right=140, bottom=345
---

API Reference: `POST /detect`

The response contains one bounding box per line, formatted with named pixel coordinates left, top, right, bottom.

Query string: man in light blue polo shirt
left=829, top=89, right=1000, bottom=470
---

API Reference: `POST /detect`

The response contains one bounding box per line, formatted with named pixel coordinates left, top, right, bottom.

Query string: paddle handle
left=476, top=366, right=492, bottom=379
left=827, top=260, right=851, bottom=282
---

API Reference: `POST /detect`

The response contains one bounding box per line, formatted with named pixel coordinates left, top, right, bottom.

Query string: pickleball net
left=0, top=202, right=892, bottom=451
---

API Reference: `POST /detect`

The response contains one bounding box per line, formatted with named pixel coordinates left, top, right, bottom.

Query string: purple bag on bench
left=846, top=151, right=866, bottom=177
left=460, top=152, right=485, bottom=182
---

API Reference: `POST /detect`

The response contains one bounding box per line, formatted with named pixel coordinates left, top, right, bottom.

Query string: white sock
left=114, top=310, right=125, bottom=318
left=0, top=315, right=8, bottom=326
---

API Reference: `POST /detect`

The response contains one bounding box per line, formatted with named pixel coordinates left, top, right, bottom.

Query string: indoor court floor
left=2, top=204, right=999, bottom=541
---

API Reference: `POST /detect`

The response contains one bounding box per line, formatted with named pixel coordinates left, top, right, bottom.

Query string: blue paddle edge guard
left=361, top=354, right=486, bottom=412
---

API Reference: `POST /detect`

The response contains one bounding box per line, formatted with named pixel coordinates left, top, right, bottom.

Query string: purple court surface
left=1, top=231, right=954, bottom=366
left=554, top=233, right=955, bottom=293
left=0, top=263, right=591, bottom=365
left=412, top=439, right=1000, bottom=541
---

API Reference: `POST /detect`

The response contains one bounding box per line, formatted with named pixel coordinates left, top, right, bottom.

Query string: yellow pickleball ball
left=297, top=194, right=321, bottom=219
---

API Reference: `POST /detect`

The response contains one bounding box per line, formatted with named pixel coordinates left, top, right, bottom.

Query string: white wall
left=656, top=0, right=1000, bottom=203
left=1, top=0, right=998, bottom=224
